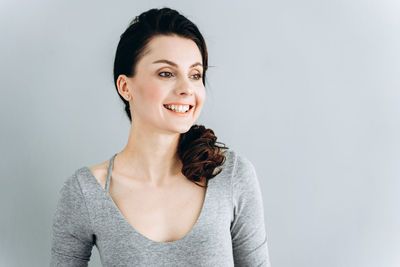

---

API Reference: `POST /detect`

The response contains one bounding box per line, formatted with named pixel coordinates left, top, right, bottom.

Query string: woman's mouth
left=163, top=104, right=194, bottom=116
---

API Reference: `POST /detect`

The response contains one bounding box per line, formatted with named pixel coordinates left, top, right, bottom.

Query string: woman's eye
left=192, top=73, right=202, bottom=80
left=159, top=71, right=202, bottom=80
left=159, top=71, right=173, bottom=78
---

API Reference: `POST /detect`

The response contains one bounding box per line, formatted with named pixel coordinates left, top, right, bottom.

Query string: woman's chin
left=167, top=124, right=193, bottom=134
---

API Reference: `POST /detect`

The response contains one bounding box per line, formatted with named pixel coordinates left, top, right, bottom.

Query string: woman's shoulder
left=86, top=160, right=110, bottom=189
left=60, top=158, right=111, bottom=193
left=221, top=148, right=259, bottom=186
left=221, top=148, right=254, bottom=172
left=214, top=148, right=257, bottom=188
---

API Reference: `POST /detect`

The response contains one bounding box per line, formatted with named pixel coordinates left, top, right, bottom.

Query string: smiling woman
left=50, top=6, right=271, bottom=267
left=112, top=11, right=227, bottom=188
left=117, top=35, right=206, bottom=138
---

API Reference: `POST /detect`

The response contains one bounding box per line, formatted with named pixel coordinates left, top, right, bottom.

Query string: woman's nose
left=176, top=79, right=194, bottom=95
left=180, top=87, right=193, bottom=95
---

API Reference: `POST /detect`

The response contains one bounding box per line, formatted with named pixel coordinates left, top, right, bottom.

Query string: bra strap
left=105, top=153, right=117, bottom=191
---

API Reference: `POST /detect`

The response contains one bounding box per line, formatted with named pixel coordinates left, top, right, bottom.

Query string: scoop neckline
left=82, top=165, right=212, bottom=246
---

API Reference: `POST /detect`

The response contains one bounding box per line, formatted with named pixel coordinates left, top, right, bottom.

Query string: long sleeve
left=230, top=153, right=272, bottom=267
left=50, top=173, right=95, bottom=267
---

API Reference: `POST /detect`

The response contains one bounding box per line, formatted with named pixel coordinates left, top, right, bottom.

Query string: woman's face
left=123, top=34, right=206, bottom=134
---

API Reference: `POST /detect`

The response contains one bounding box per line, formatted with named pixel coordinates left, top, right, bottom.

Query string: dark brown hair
left=113, top=7, right=228, bottom=187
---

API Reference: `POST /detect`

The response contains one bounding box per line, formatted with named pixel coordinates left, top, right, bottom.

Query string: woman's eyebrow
left=152, top=59, right=203, bottom=68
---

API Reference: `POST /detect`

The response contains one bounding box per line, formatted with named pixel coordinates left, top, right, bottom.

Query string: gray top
left=50, top=149, right=271, bottom=266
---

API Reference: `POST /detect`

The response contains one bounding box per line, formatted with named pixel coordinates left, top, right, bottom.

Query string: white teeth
left=165, top=104, right=190, bottom=113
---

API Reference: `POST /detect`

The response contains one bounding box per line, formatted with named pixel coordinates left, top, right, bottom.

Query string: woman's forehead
left=142, top=35, right=202, bottom=66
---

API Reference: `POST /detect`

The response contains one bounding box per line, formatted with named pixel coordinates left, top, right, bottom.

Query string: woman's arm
left=230, top=153, right=272, bottom=266
left=50, top=173, right=95, bottom=267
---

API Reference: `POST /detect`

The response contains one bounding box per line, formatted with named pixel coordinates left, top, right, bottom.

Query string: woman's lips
left=163, top=105, right=194, bottom=116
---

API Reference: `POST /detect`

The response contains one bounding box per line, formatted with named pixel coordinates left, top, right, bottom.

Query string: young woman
left=50, top=7, right=271, bottom=266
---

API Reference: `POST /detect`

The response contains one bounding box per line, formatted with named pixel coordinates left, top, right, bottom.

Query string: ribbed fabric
left=50, top=149, right=271, bottom=266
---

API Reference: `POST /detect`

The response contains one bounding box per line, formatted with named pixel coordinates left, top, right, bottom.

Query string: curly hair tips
left=178, top=125, right=229, bottom=187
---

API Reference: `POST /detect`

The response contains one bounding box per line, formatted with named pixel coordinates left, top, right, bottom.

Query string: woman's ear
left=117, top=75, right=131, bottom=101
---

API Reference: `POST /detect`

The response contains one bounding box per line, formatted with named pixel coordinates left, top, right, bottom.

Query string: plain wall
left=0, top=0, right=399, bottom=266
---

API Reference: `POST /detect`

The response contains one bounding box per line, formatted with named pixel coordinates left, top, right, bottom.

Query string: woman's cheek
left=197, top=86, right=206, bottom=106
left=146, top=85, right=165, bottom=103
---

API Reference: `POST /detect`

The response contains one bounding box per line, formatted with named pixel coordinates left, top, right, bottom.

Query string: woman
left=50, top=7, right=271, bottom=266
